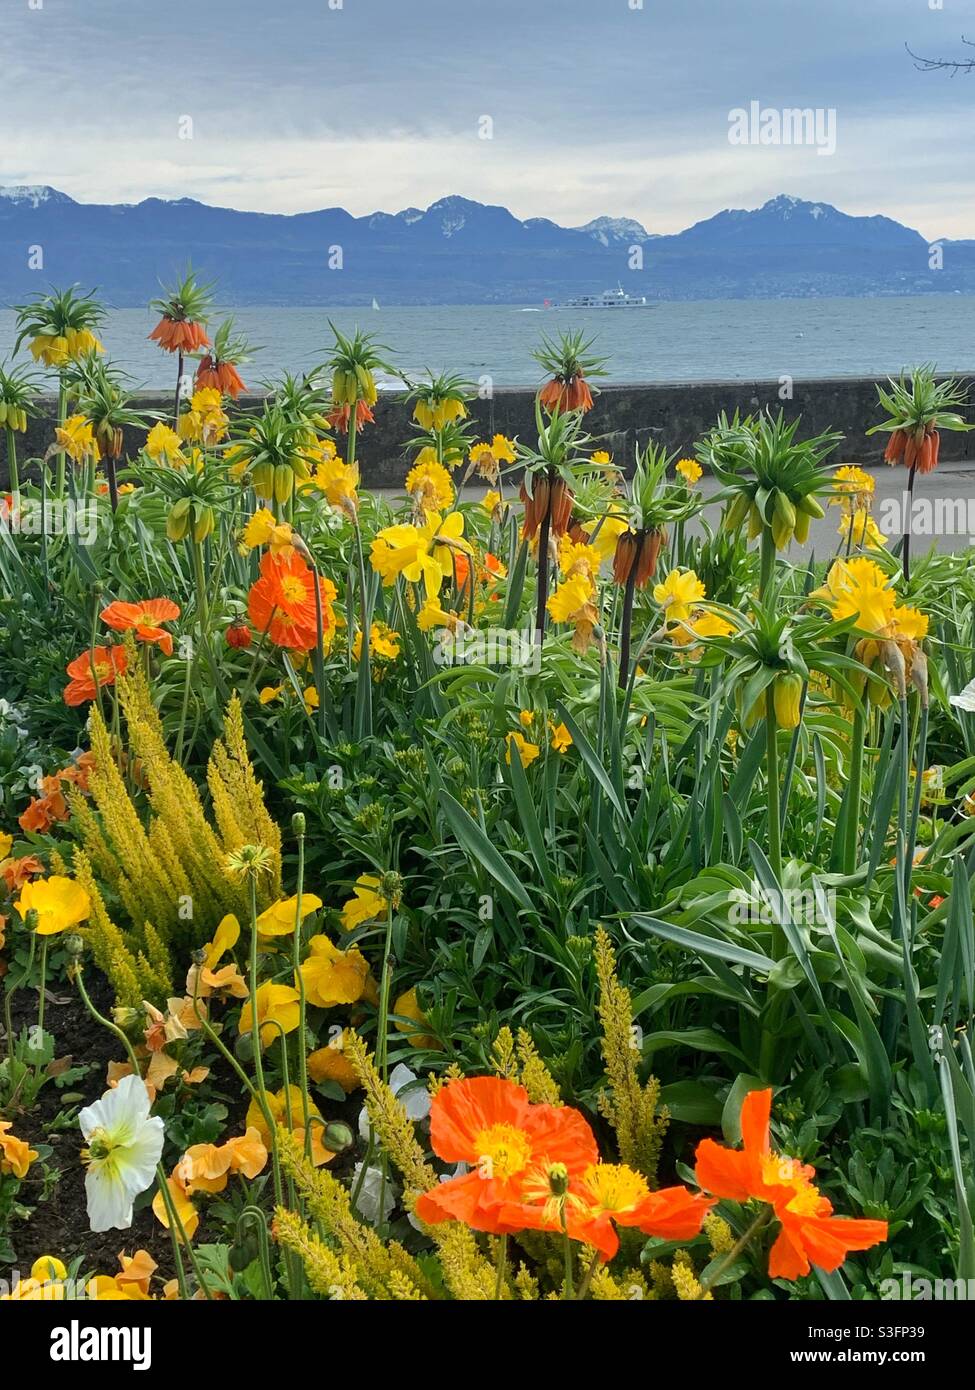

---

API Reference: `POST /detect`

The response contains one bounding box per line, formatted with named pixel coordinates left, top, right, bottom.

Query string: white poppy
left=351, top=1163, right=395, bottom=1226
left=78, top=1074, right=165, bottom=1232
left=358, top=1065, right=431, bottom=1144
left=389, top=1064, right=432, bottom=1122
left=950, top=678, right=975, bottom=713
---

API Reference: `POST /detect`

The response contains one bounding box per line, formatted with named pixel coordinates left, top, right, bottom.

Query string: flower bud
left=291, top=812, right=306, bottom=838
left=322, top=1121, right=354, bottom=1154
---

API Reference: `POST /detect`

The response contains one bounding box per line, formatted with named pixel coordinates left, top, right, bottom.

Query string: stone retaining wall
left=4, top=377, right=974, bottom=487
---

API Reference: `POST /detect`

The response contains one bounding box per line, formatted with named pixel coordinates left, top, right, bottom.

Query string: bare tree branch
left=906, top=36, right=975, bottom=74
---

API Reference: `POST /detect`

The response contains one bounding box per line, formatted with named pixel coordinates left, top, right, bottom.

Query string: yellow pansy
left=341, top=873, right=388, bottom=931
left=238, top=982, right=301, bottom=1047
left=256, top=893, right=324, bottom=937
left=299, top=935, right=372, bottom=1007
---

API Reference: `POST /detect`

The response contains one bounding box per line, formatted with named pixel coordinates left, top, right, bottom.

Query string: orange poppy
left=247, top=551, right=336, bottom=651
left=63, top=645, right=128, bottom=706
left=498, top=1162, right=714, bottom=1260
left=101, top=598, right=181, bottom=656
left=195, top=358, right=246, bottom=399
left=695, top=1089, right=887, bottom=1280
left=413, top=1077, right=598, bottom=1234
left=327, top=400, right=375, bottom=434
left=148, top=318, right=210, bottom=354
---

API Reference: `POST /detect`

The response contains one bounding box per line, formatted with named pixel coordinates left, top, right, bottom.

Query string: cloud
left=2, top=0, right=974, bottom=236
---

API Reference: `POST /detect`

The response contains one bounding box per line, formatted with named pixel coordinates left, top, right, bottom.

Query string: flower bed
left=0, top=284, right=972, bottom=1305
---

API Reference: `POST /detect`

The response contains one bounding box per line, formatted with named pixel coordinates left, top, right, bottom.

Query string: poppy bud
left=322, top=1121, right=354, bottom=1154
left=292, top=812, right=306, bottom=837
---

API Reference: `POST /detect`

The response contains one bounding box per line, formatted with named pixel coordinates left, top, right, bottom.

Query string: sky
left=2, top=0, right=974, bottom=238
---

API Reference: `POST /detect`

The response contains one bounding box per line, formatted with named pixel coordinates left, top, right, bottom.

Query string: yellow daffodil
left=831, top=465, right=875, bottom=511
left=468, top=434, right=516, bottom=483
left=255, top=892, right=324, bottom=937
left=653, top=568, right=706, bottom=625
left=238, top=982, right=301, bottom=1047
left=299, top=935, right=373, bottom=1007
left=370, top=511, right=469, bottom=598
left=311, top=456, right=359, bottom=511
left=55, top=414, right=100, bottom=463
left=15, top=875, right=90, bottom=936
left=240, top=508, right=295, bottom=556
left=405, top=457, right=454, bottom=511
left=811, top=557, right=897, bottom=634
left=583, top=513, right=629, bottom=565
left=676, top=457, right=703, bottom=485
left=340, top=873, right=388, bottom=931
left=838, top=512, right=887, bottom=550
left=145, top=422, right=186, bottom=467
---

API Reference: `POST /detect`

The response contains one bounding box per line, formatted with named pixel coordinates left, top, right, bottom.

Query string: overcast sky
left=2, top=0, right=974, bottom=236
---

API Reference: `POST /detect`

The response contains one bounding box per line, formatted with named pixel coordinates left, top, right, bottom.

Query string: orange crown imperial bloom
left=247, top=550, right=337, bottom=651
left=195, top=357, right=246, bottom=398
left=694, top=1089, right=888, bottom=1280
left=148, top=317, right=210, bottom=354
left=101, top=598, right=181, bottom=657
left=63, top=645, right=129, bottom=706
left=413, top=1076, right=599, bottom=1234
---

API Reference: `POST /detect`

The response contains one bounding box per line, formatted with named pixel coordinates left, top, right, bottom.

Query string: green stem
left=843, top=706, right=866, bottom=874
left=36, top=939, right=48, bottom=1036
left=560, top=1209, right=575, bottom=1299
left=765, top=689, right=783, bottom=886
left=699, top=1206, right=773, bottom=1294
left=575, top=1248, right=601, bottom=1300
left=5, top=427, right=19, bottom=496
left=292, top=824, right=312, bottom=1158
left=55, top=375, right=67, bottom=500
left=759, top=526, right=775, bottom=600
left=4, top=932, right=36, bottom=1069
left=494, top=1234, right=508, bottom=1300
left=189, top=536, right=209, bottom=633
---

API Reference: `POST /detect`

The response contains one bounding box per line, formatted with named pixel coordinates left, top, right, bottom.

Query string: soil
left=2, top=969, right=361, bottom=1288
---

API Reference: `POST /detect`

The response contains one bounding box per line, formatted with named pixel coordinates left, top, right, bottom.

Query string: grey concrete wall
left=4, top=377, right=973, bottom=488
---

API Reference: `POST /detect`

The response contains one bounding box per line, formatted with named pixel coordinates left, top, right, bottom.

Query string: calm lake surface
left=1, top=295, right=972, bottom=389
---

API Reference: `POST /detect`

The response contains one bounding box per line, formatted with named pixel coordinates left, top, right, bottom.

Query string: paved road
left=388, top=462, right=975, bottom=558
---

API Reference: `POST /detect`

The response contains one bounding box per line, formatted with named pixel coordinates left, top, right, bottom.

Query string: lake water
left=1, top=295, right=972, bottom=389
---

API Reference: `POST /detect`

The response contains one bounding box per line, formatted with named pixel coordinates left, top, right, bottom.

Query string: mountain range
left=1, top=187, right=971, bottom=306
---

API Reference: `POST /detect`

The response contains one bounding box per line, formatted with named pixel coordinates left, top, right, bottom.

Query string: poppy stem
left=699, top=1206, right=773, bottom=1295
left=292, top=820, right=313, bottom=1160
left=36, top=939, right=48, bottom=1037
left=575, top=1248, right=601, bottom=1300
left=494, top=1234, right=508, bottom=1300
